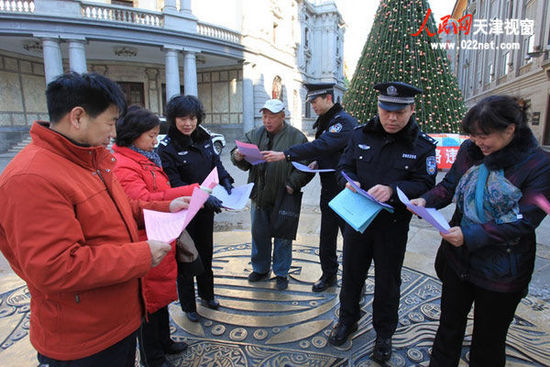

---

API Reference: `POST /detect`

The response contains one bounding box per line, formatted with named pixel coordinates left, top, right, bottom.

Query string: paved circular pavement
left=1, top=232, right=549, bottom=366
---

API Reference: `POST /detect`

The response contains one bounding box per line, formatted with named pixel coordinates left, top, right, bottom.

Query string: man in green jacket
left=231, top=99, right=313, bottom=290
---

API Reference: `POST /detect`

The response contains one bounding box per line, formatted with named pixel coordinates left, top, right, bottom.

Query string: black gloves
left=221, top=178, right=233, bottom=194
left=204, top=195, right=223, bottom=213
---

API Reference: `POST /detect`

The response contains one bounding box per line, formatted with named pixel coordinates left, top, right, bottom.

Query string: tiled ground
left=1, top=232, right=549, bottom=366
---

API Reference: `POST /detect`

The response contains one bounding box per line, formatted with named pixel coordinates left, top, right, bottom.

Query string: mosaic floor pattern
left=1, top=240, right=550, bottom=366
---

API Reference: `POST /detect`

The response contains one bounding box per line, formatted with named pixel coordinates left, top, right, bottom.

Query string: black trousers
left=140, top=307, right=172, bottom=367
left=319, top=172, right=346, bottom=278
left=429, top=264, right=525, bottom=367
left=338, top=222, right=408, bottom=338
left=178, top=209, right=215, bottom=312
left=37, top=330, right=137, bottom=367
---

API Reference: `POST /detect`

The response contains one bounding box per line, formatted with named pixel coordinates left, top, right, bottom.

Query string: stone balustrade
left=0, top=0, right=243, bottom=44
left=81, top=2, right=163, bottom=27
left=0, top=0, right=35, bottom=13
left=197, top=22, right=241, bottom=44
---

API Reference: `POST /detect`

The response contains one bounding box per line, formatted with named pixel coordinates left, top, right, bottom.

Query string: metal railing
left=0, top=0, right=35, bottom=12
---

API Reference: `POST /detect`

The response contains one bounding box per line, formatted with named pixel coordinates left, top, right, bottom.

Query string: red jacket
left=0, top=122, right=171, bottom=360
left=112, top=144, right=197, bottom=313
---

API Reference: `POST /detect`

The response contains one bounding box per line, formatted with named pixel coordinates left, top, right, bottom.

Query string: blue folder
left=329, top=188, right=394, bottom=233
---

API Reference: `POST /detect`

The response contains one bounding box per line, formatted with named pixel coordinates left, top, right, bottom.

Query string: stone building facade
left=444, top=0, right=550, bottom=147
left=0, top=0, right=346, bottom=150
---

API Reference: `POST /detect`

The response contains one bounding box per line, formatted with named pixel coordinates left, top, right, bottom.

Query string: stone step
left=7, top=136, right=32, bottom=153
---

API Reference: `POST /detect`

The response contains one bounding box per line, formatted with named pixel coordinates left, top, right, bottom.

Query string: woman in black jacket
left=158, top=95, right=233, bottom=322
left=411, top=96, right=550, bottom=367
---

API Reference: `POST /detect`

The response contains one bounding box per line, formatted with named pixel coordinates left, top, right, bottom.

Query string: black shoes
left=164, top=341, right=188, bottom=354
left=185, top=311, right=200, bottom=322
left=312, top=274, right=337, bottom=292
left=248, top=271, right=269, bottom=282
left=372, top=336, right=392, bottom=362
left=201, top=298, right=220, bottom=310
left=185, top=298, right=219, bottom=322
left=275, top=276, right=289, bottom=290
left=328, top=322, right=358, bottom=346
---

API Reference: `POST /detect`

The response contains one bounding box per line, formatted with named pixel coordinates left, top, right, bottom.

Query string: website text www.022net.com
left=431, top=40, right=520, bottom=51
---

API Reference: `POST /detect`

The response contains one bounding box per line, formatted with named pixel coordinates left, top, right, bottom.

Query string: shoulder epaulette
left=354, top=124, right=364, bottom=130
left=420, top=132, right=437, bottom=146
left=159, top=136, right=170, bottom=146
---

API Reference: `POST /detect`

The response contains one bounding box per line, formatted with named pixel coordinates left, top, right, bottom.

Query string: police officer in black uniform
left=158, top=95, right=234, bottom=323
left=262, top=83, right=357, bottom=292
left=328, top=82, right=437, bottom=363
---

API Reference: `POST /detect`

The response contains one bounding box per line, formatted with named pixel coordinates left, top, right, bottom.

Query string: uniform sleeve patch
left=426, top=156, right=437, bottom=175
left=329, top=123, right=343, bottom=133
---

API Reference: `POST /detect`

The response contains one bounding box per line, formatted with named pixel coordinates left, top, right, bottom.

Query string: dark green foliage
left=343, top=0, right=466, bottom=133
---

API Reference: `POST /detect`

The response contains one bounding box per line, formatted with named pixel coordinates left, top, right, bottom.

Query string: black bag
left=270, top=186, right=303, bottom=240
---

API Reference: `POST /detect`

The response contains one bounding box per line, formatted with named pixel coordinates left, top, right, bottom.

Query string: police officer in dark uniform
left=328, top=82, right=437, bottom=363
left=262, top=83, right=357, bottom=292
left=158, top=95, right=234, bottom=323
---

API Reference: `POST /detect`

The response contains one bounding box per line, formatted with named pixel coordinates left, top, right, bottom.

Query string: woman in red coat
left=113, top=105, right=198, bottom=367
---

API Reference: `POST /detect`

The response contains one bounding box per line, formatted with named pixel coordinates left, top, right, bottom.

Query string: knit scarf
left=129, top=145, right=162, bottom=168
left=454, top=163, right=522, bottom=225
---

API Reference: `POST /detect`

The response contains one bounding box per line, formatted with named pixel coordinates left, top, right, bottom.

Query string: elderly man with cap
left=231, top=99, right=313, bottom=290
left=328, top=82, right=436, bottom=362
left=262, top=83, right=357, bottom=292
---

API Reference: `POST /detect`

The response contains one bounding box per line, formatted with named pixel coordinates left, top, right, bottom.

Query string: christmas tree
left=343, top=0, right=466, bottom=133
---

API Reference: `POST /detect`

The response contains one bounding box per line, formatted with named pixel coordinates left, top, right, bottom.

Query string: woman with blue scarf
left=113, top=105, right=197, bottom=367
left=411, top=96, right=550, bottom=367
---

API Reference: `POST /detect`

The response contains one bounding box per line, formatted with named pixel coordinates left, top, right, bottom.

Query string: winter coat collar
left=466, top=127, right=539, bottom=170
left=112, top=144, right=158, bottom=166
left=32, top=121, right=115, bottom=171
left=167, top=124, right=210, bottom=150
left=313, top=102, right=344, bottom=131
left=362, top=114, right=420, bottom=148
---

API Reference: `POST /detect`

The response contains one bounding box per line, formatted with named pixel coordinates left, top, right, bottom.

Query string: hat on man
left=259, top=99, right=285, bottom=113
left=304, top=83, right=335, bottom=102
left=374, top=81, right=423, bottom=112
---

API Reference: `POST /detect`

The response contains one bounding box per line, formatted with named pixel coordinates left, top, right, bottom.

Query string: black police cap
left=304, top=83, right=335, bottom=102
left=374, top=81, right=423, bottom=111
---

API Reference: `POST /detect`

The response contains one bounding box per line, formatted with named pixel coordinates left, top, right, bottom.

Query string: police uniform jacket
left=337, top=115, right=437, bottom=226
left=285, top=103, right=357, bottom=169
left=157, top=126, right=233, bottom=188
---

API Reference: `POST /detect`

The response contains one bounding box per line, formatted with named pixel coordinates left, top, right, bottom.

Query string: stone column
left=145, top=68, right=160, bottom=114
left=164, top=0, right=196, bottom=32
left=327, top=20, right=336, bottom=75
left=163, top=0, right=176, bottom=12
left=242, top=61, right=255, bottom=133
left=180, top=0, right=191, bottom=13
left=164, top=47, right=181, bottom=101
left=68, top=39, right=87, bottom=74
left=183, top=50, right=198, bottom=96
left=321, top=17, right=329, bottom=74
left=41, top=38, right=63, bottom=84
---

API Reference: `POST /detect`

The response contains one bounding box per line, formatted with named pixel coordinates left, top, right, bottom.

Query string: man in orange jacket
left=0, top=72, right=189, bottom=366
